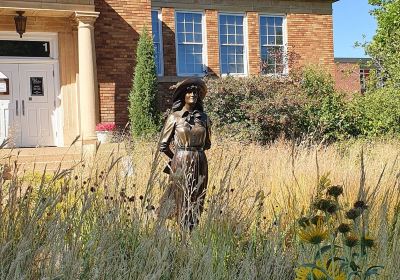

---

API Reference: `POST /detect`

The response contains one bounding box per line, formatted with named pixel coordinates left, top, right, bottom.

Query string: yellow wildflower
left=298, top=219, right=328, bottom=245
left=296, top=257, right=346, bottom=280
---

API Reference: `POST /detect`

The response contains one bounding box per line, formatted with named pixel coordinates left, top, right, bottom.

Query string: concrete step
left=0, top=143, right=128, bottom=173
left=13, top=160, right=81, bottom=172
left=0, top=146, right=83, bottom=173
left=1, top=154, right=82, bottom=163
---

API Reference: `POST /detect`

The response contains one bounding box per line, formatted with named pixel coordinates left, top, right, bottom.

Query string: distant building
left=0, top=0, right=338, bottom=147
left=334, top=57, right=372, bottom=94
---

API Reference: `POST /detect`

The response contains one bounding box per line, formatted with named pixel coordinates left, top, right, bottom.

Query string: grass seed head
left=354, top=200, right=368, bottom=211
left=346, top=208, right=362, bottom=220
left=327, top=185, right=343, bottom=198
left=345, top=234, right=359, bottom=248
left=362, top=236, right=375, bottom=248
left=314, top=199, right=336, bottom=213
left=337, top=223, right=351, bottom=234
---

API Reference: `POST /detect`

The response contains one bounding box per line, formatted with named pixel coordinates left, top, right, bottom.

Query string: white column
left=75, top=11, right=100, bottom=142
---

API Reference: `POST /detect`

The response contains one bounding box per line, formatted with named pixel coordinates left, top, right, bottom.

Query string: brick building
left=334, top=57, right=372, bottom=94
left=0, top=0, right=337, bottom=147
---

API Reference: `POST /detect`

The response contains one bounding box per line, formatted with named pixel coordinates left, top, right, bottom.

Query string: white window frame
left=151, top=9, right=164, bottom=76
left=259, top=14, right=288, bottom=76
left=218, top=12, right=248, bottom=76
left=175, top=10, right=208, bottom=77
left=360, top=68, right=370, bottom=93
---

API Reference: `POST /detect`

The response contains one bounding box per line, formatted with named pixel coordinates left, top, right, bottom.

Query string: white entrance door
left=0, top=64, right=55, bottom=147
left=19, top=64, right=55, bottom=146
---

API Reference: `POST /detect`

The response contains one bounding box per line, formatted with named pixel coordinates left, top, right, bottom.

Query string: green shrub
left=301, top=65, right=335, bottom=97
left=353, top=87, right=400, bottom=137
left=205, top=66, right=400, bottom=143
left=205, top=75, right=306, bottom=144
left=128, top=27, right=160, bottom=137
left=205, top=67, right=359, bottom=143
left=298, top=67, right=359, bottom=142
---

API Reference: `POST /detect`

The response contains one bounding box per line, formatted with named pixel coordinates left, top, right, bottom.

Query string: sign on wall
left=0, top=78, right=9, bottom=95
left=30, top=77, right=44, bottom=96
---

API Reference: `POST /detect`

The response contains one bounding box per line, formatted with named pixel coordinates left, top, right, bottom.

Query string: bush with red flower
left=95, top=122, right=116, bottom=132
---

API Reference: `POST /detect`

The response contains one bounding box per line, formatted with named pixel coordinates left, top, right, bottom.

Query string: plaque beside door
left=30, top=77, right=44, bottom=96
left=0, top=78, right=9, bottom=95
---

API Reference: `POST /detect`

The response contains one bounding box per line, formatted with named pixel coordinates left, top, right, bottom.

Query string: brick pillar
left=162, top=7, right=176, bottom=76
left=205, top=9, right=220, bottom=76
left=247, top=11, right=260, bottom=75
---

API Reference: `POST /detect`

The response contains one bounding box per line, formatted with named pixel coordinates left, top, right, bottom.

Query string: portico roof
left=0, top=1, right=95, bottom=17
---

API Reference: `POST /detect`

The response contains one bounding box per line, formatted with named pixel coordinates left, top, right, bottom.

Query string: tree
left=367, top=0, right=400, bottom=87
left=128, top=27, right=160, bottom=137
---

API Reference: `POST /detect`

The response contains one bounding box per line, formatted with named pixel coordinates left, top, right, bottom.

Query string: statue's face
left=185, top=90, right=198, bottom=105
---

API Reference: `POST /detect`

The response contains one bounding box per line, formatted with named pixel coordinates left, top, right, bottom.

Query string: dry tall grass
left=0, top=138, right=399, bottom=279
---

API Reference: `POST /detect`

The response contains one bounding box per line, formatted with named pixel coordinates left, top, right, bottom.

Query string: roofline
left=334, top=57, right=372, bottom=63
left=335, top=57, right=373, bottom=68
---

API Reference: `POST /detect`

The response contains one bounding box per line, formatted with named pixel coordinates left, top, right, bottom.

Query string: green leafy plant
left=367, top=0, right=400, bottom=88
left=128, top=27, right=160, bottom=137
left=352, top=87, right=400, bottom=137
left=205, top=67, right=360, bottom=144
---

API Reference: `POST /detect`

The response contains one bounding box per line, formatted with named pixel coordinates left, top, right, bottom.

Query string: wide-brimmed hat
left=170, top=78, right=207, bottom=103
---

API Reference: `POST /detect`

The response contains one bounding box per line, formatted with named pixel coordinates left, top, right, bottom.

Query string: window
left=260, top=16, right=285, bottom=75
left=176, top=11, right=205, bottom=76
left=151, top=10, right=163, bottom=76
left=219, top=14, right=246, bottom=75
left=360, top=68, right=370, bottom=93
left=0, top=40, right=50, bottom=57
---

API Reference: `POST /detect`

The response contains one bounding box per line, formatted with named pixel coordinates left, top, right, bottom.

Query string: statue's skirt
left=158, top=148, right=208, bottom=228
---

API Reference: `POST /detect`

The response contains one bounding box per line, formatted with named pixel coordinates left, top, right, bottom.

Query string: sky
left=333, top=0, right=377, bottom=58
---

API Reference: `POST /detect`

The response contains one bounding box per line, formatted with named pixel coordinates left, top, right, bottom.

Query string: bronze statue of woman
left=158, top=78, right=211, bottom=230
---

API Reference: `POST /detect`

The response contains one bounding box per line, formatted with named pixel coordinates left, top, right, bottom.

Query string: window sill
left=220, top=73, right=248, bottom=78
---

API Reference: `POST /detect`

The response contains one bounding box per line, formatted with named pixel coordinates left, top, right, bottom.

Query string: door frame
left=0, top=31, right=63, bottom=147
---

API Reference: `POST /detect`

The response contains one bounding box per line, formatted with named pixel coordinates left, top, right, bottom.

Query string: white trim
left=0, top=58, right=57, bottom=64
left=283, top=15, right=288, bottom=75
left=218, top=12, right=248, bottom=76
left=174, top=10, right=207, bottom=77
left=258, top=14, right=288, bottom=76
left=0, top=31, right=63, bottom=147
left=203, top=12, right=208, bottom=77
left=152, top=9, right=164, bottom=77
left=244, top=13, right=249, bottom=76
left=53, top=61, right=64, bottom=147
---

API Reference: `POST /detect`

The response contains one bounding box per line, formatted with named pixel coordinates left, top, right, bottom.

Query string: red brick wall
left=206, top=10, right=220, bottom=76
left=157, top=82, right=174, bottom=112
left=161, top=7, right=176, bottom=76
left=94, top=0, right=151, bottom=126
left=247, top=11, right=260, bottom=75
left=334, top=62, right=361, bottom=93
left=287, top=13, right=334, bottom=75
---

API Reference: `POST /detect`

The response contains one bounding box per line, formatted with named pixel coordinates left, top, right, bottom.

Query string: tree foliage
left=128, top=27, right=160, bottom=137
left=367, top=0, right=400, bottom=87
